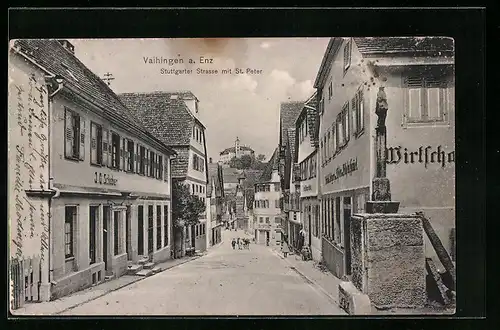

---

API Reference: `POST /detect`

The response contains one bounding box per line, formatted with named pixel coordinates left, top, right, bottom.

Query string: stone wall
left=351, top=213, right=426, bottom=309
left=51, top=262, right=104, bottom=300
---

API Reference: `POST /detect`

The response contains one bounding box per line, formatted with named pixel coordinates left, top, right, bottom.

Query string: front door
left=343, top=197, right=352, bottom=276
left=103, top=206, right=110, bottom=274
left=308, top=209, right=312, bottom=247
left=265, top=231, right=270, bottom=245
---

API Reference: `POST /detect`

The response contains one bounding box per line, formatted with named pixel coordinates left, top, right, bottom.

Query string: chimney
left=57, top=40, right=75, bottom=54
left=209, top=157, right=213, bottom=163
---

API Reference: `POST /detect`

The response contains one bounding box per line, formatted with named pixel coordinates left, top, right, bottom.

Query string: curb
left=54, top=255, right=202, bottom=315
left=270, top=249, right=344, bottom=312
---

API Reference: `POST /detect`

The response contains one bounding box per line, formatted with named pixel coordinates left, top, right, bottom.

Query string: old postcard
left=8, top=37, right=455, bottom=316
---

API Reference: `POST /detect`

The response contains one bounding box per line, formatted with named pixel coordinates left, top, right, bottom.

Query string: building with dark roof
left=119, top=90, right=210, bottom=255
left=8, top=39, right=177, bottom=304
left=314, top=37, right=455, bottom=279
left=252, top=148, right=283, bottom=246
left=219, top=136, right=255, bottom=164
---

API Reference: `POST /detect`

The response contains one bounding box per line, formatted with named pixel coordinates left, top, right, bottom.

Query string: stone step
left=104, top=273, right=115, bottom=281
left=143, top=262, right=155, bottom=269
left=127, top=264, right=143, bottom=275
left=138, top=257, right=150, bottom=265
left=152, top=266, right=162, bottom=274
left=135, top=269, right=154, bottom=277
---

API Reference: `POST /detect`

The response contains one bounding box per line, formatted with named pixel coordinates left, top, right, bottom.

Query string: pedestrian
left=282, top=239, right=290, bottom=258
left=231, top=238, right=236, bottom=250
left=237, top=237, right=240, bottom=249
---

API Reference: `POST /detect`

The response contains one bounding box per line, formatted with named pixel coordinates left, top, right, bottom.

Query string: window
left=111, top=132, right=121, bottom=169
left=127, top=140, right=135, bottom=172
left=163, top=205, right=169, bottom=247
left=336, top=112, right=344, bottom=149
left=274, top=183, right=280, bottom=191
left=156, top=205, right=162, bottom=250
left=90, top=122, right=103, bottom=165
left=343, top=39, right=352, bottom=74
left=202, top=224, right=205, bottom=235
left=314, top=205, right=320, bottom=238
left=64, top=108, right=85, bottom=160
left=320, top=140, right=324, bottom=164
left=114, top=211, right=120, bottom=256
left=403, top=75, right=449, bottom=124
left=65, top=206, right=76, bottom=258
left=138, top=145, right=145, bottom=175
left=149, top=150, right=155, bottom=177
left=351, top=87, right=365, bottom=136
left=264, top=185, right=270, bottom=192
left=265, top=217, right=270, bottom=224
left=343, top=103, right=350, bottom=144
left=259, top=217, right=263, bottom=223
left=326, top=130, right=331, bottom=160
left=328, top=81, right=333, bottom=100
left=195, top=225, right=199, bottom=236
left=89, top=206, right=98, bottom=264
left=335, top=197, right=342, bottom=244
left=275, top=200, right=279, bottom=208
left=319, top=96, right=324, bottom=115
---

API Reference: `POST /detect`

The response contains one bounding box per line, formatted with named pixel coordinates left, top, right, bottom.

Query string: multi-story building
left=120, top=90, right=209, bottom=255
left=314, top=37, right=455, bottom=278
left=253, top=149, right=282, bottom=246
left=219, top=136, right=255, bottom=164
left=294, top=93, right=321, bottom=261
left=9, top=39, right=176, bottom=304
left=277, top=101, right=305, bottom=251
left=207, top=158, right=224, bottom=247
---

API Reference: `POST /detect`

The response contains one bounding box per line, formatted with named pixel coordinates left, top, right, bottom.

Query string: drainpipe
left=46, top=76, right=64, bottom=287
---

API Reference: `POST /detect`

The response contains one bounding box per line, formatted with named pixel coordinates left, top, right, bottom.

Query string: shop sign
left=303, top=185, right=312, bottom=191
left=93, top=171, right=118, bottom=186
left=324, top=158, right=358, bottom=184
left=386, top=146, right=455, bottom=168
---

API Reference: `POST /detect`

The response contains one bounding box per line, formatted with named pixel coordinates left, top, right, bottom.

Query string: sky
left=70, top=38, right=330, bottom=161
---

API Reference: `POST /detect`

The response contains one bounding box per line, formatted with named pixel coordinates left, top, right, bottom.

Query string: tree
left=240, top=155, right=253, bottom=169
left=172, top=181, right=205, bottom=256
left=257, top=154, right=266, bottom=162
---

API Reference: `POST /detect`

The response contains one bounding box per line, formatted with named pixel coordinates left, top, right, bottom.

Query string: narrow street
left=60, top=230, right=344, bottom=315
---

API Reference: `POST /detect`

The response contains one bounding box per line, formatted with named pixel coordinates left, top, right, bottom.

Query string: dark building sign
left=94, top=171, right=118, bottom=186
left=325, top=158, right=358, bottom=185
left=386, top=146, right=455, bottom=168
left=303, top=185, right=312, bottom=191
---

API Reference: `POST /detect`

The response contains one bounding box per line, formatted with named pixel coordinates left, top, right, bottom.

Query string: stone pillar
left=130, top=205, right=139, bottom=262
left=350, top=213, right=426, bottom=309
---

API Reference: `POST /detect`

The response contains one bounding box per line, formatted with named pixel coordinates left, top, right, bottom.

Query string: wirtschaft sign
left=386, top=146, right=455, bottom=168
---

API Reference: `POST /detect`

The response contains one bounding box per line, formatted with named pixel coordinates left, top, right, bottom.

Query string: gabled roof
left=279, top=101, right=304, bottom=147
left=295, top=91, right=320, bottom=153
left=207, top=163, right=224, bottom=198
left=286, top=129, right=297, bottom=162
left=257, top=148, right=279, bottom=183
left=11, top=39, right=176, bottom=157
left=353, top=37, right=455, bottom=56
left=119, top=92, right=196, bottom=146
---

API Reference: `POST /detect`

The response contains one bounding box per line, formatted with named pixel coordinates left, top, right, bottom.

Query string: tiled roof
left=287, top=128, right=297, bottom=163
left=220, top=145, right=255, bottom=155
left=304, top=92, right=319, bottom=148
left=170, top=147, right=190, bottom=178
left=353, top=37, right=454, bottom=56
left=207, top=163, right=219, bottom=197
left=119, top=92, right=195, bottom=146
left=279, top=101, right=304, bottom=146
left=12, top=39, right=175, bottom=156
left=258, top=148, right=279, bottom=183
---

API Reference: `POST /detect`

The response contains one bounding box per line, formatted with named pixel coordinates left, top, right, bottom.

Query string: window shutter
left=135, top=144, right=140, bottom=173
left=344, top=104, right=350, bottom=143
left=79, top=118, right=85, bottom=160
left=102, top=130, right=108, bottom=167
left=358, top=89, right=364, bottom=131
left=164, top=157, right=169, bottom=182
left=64, top=109, right=74, bottom=158
left=145, top=149, right=150, bottom=176
left=90, top=123, right=97, bottom=163
left=155, top=154, right=159, bottom=179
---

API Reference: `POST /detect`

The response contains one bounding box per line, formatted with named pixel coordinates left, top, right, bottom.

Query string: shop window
left=90, top=122, right=103, bottom=165
left=65, top=206, right=77, bottom=259
left=156, top=205, right=162, bottom=250
left=89, top=205, right=98, bottom=264
left=164, top=205, right=169, bottom=247
left=114, top=211, right=120, bottom=256
left=148, top=206, right=154, bottom=254
left=64, top=108, right=85, bottom=161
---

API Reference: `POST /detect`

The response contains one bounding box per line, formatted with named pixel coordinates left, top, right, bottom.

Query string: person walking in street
left=237, top=237, right=241, bottom=249
left=231, top=238, right=236, bottom=250
left=282, top=239, right=290, bottom=258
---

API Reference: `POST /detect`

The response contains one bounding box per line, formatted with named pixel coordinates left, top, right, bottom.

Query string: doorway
left=138, top=205, right=144, bottom=256
left=308, top=205, right=312, bottom=247
left=103, top=206, right=110, bottom=275
left=147, top=205, right=154, bottom=255
left=343, top=197, right=352, bottom=276
left=265, top=231, right=270, bottom=245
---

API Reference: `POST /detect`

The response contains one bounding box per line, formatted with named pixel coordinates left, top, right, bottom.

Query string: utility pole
left=102, top=72, right=114, bottom=87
